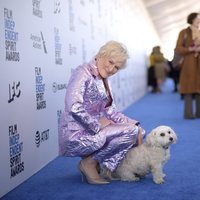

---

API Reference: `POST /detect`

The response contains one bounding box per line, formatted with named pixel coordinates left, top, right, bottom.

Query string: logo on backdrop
left=54, top=0, right=61, bottom=14
left=57, top=109, right=63, bottom=133
left=97, top=0, right=101, bottom=18
left=30, top=32, right=47, bottom=54
left=78, top=17, right=87, bottom=27
left=8, top=81, right=21, bottom=103
left=80, top=0, right=86, bottom=6
left=4, top=8, right=20, bottom=62
left=69, top=43, right=77, bottom=56
left=35, top=129, right=49, bottom=148
left=9, top=124, right=24, bottom=178
left=52, top=82, right=66, bottom=93
left=35, top=67, right=46, bottom=110
left=90, top=15, right=94, bottom=39
left=82, top=39, right=86, bottom=63
left=40, top=32, right=47, bottom=53
left=57, top=109, right=62, bottom=124
left=54, top=28, right=63, bottom=65
left=68, top=0, right=75, bottom=31
left=32, top=0, right=43, bottom=18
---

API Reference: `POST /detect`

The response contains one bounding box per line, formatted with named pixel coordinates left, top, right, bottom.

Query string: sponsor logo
left=54, top=28, right=63, bottom=65
left=90, top=15, right=94, bottom=39
left=35, top=67, right=46, bottom=110
left=57, top=110, right=62, bottom=135
left=40, top=32, right=47, bottom=53
left=32, top=0, right=43, bottom=18
left=30, top=32, right=47, bottom=53
left=9, top=124, right=24, bottom=178
left=68, top=0, right=75, bottom=31
left=80, top=0, right=85, bottom=6
left=54, top=0, right=61, bottom=14
left=97, top=0, right=101, bottom=18
left=78, top=17, right=87, bottom=27
left=8, top=81, right=21, bottom=103
left=35, top=129, right=50, bottom=147
left=52, top=82, right=66, bottom=93
left=30, top=33, right=42, bottom=49
left=4, top=8, right=20, bottom=62
left=82, top=39, right=86, bottom=63
left=69, top=43, right=77, bottom=55
left=57, top=109, right=62, bottom=124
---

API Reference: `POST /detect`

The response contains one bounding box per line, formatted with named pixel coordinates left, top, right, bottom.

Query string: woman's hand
left=195, top=45, right=200, bottom=52
left=189, top=45, right=196, bottom=52
left=99, top=117, right=113, bottom=128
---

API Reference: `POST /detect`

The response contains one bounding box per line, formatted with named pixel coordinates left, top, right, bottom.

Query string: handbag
left=172, top=51, right=184, bottom=67
left=172, top=31, right=187, bottom=68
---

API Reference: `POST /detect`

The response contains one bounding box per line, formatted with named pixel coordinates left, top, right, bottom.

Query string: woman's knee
left=123, top=123, right=139, bottom=135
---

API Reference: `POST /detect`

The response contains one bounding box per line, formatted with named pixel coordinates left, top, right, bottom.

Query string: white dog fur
left=115, top=125, right=177, bottom=184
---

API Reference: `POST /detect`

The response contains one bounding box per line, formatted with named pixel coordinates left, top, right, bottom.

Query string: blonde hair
left=96, top=41, right=129, bottom=67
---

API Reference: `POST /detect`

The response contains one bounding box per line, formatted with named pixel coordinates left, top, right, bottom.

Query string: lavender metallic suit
left=59, top=60, right=145, bottom=171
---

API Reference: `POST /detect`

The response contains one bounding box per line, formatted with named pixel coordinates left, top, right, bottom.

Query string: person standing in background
left=175, top=12, right=200, bottom=119
left=150, top=46, right=169, bottom=93
left=148, top=47, right=158, bottom=93
left=167, top=59, right=180, bottom=93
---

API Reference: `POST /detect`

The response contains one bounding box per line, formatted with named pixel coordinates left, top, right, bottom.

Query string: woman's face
left=192, top=14, right=200, bottom=28
left=97, top=55, right=124, bottom=78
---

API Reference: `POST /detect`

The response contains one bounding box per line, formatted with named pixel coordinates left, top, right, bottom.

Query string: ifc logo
left=35, top=131, right=40, bottom=147
left=52, top=82, right=57, bottom=93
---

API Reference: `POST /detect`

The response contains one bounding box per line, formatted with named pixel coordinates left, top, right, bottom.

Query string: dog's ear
left=146, top=130, right=156, bottom=146
left=171, top=130, right=178, bottom=144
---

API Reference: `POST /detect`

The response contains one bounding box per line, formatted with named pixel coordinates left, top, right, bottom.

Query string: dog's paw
left=100, top=167, right=120, bottom=180
left=153, top=177, right=165, bottom=184
left=161, top=173, right=166, bottom=178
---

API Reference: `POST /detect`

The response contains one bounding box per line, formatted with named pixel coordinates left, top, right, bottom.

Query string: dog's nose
left=169, top=137, right=173, bottom=141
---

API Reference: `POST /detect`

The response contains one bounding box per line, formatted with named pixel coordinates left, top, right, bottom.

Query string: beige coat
left=175, top=27, right=200, bottom=94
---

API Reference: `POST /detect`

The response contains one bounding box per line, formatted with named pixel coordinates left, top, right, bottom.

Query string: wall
left=0, top=0, right=160, bottom=197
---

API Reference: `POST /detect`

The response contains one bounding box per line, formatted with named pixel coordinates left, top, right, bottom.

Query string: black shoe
left=184, top=116, right=195, bottom=119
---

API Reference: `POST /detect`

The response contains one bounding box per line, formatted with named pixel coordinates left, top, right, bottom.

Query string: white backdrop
left=0, top=0, right=160, bottom=197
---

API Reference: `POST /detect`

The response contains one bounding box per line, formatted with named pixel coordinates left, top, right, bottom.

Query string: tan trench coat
left=175, top=27, right=200, bottom=94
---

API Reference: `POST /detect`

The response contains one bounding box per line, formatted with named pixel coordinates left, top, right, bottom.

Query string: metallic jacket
left=59, top=59, right=145, bottom=171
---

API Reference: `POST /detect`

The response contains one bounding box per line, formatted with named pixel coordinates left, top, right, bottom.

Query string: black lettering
left=10, top=162, right=24, bottom=178
left=37, top=101, right=46, bottom=110
left=6, top=51, right=20, bottom=61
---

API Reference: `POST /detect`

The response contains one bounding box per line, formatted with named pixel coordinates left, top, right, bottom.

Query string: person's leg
left=151, top=67, right=158, bottom=93
left=78, top=124, right=139, bottom=183
left=93, top=124, right=141, bottom=172
left=173, top=76, right=178, bottom=92
left=195, top=94, right=200, bottom=118
left=79, top=155, right=109, bottom=184
left=184, top=94, right=194, bottom=119
left=72, top=124, right=142, bottom=183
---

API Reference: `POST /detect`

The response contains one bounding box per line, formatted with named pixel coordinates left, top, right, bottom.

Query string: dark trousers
left=184, top=94, right=200, bottom=118
left=148, top=66, right=157, bottom=92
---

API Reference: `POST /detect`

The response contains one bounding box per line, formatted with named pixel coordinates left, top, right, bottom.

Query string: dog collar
left=163, top=146, right=169, bottom=150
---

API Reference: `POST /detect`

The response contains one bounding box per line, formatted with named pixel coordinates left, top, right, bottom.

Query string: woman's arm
left=103, top=103, right=139, bottom=125
left=66, top=67, right=101, bottom=134
left=175, top=28, right=195, bottom=55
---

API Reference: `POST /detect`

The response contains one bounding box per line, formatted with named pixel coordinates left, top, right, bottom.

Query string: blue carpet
left=2, top=80, right=200, bottom=200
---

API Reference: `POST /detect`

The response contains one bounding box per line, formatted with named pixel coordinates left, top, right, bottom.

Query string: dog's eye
left=160, top=133, right=165, bottom=137
left=168, top=131, right=171, bottom=134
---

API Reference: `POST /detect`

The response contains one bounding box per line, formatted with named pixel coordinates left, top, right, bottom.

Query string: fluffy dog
left=115, top=125, right=177, bottom=184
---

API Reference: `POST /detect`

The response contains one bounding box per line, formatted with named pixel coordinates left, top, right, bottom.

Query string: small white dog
left=115, top=125, right=177, bottom=184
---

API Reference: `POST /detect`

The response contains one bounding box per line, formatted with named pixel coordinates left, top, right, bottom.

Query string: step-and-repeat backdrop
left=0, top=0, right=160, bottom=197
